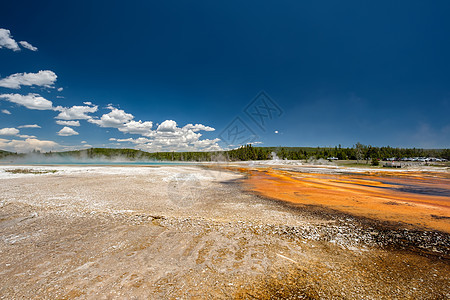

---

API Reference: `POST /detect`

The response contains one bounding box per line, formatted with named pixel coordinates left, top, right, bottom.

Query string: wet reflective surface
left=243, top=168, right=450, bottom=233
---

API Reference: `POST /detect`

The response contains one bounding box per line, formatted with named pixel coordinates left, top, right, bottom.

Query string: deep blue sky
left=1, top=0, right=449, bottom=152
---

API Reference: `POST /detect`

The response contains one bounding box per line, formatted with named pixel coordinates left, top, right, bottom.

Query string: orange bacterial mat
left=241, top=167, right=450, bottom=233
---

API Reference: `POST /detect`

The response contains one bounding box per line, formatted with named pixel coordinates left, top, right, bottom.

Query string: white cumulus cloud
left=0, top=138, right=59, bottom=153
left=54, top=104, right=98, bottom=120
left=113, top=119, right=221, bottom=152
left=183, top=124, right=215, bottom=132
left=0, top=93, right=53, bottom=110
left=0, top=29, right=37, bottom=52
left=19, top=41, right=38, bottom=51
left=57, top=126, right=79, bottom=136
left=118, top=120, right=153, bottom=135
left=56, top=120, right=80, bottom=127
left=157, top=120, right=178, bottom=132
left=133, top=137, right=152, bottom=144
left=0, top=70, right=57, bottom=89
left=0, top=127, right=20, bottom=136
left=88, top=105, right=134, bottom=128
left=1, top=109, right=11, bottom=115
left=0, top=28, right=20, bottom=51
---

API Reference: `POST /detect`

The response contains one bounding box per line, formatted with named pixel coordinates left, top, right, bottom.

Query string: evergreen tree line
left=226, top=144, right=450, bottom=161
left=1, top=144, right=449, bottom=162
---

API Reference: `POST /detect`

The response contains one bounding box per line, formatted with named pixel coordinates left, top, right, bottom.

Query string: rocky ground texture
left=0, top=165, right=449, bottom=299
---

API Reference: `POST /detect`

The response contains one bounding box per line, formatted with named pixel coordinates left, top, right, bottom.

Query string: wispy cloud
left=19, top=41, right=37, bottom=51
left=18, top=134, right=36, bottom=139
left=1, top=109, right=11, bottom=115
left=18, top=124, right=41, bottom=128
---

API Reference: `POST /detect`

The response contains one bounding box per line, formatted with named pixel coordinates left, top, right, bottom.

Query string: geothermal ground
left=0, top=163, right=449, bottom=299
